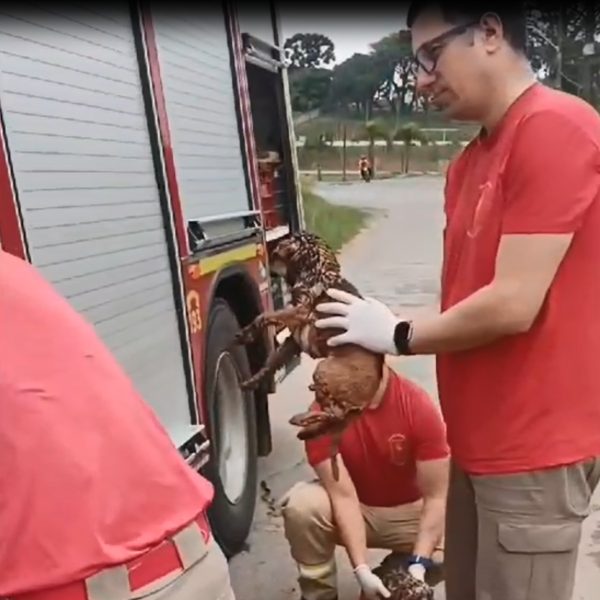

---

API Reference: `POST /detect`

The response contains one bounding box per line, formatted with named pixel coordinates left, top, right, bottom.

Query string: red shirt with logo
left=0, top=251, right=214, bottom=596
left=437, top=82, right=600, bottom=475
left=305, top=368, right=449, bottom=507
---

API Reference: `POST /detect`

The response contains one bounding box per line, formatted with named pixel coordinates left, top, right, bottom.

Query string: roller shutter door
left=150, top=5, right=251, bottom=232
left=0, top=7, right=192, bottom=431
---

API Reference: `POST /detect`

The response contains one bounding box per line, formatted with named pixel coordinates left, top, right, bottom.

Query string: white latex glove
left=407, top=563, right=427, bottom=582
left=314, top=288, right=401, bottom=355
left=354, top=564, right=391, bottom=599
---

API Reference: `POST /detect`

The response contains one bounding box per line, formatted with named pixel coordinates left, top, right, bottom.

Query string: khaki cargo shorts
left=444, top=456, right=600, bottom=600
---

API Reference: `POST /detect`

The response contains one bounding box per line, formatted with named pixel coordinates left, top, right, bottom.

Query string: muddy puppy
left=231, top=231, right=385, bottom=480
left=371, top=553, right=435, bottom=600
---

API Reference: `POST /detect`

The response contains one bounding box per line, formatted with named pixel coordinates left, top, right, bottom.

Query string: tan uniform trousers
left=280, top=480, right=444, bottom=600
left=445, top=456, right=600, bottom=600
left=51, top=520, right=236, bottom=600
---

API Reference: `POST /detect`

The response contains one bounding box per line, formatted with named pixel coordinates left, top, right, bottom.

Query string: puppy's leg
left=289, top=409, right=340, bottom=442
left=262, top=305, right=313, bottom=331
left=307, top=377, right=343, bottom=481
left=232, top=315, right=264, bottom=347
left=289, top=409, right=331, bottom=430
left=330, top=431, right=342, bottom=482
left=233, top=305, right=310, bottom=347
left=314, top=396, right=343, bottom=482
left=240, top=336, right=301, bottom=390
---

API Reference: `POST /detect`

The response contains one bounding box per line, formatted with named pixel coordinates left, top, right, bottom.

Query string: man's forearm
left=329, top=493, right=368, bottom=568
left=408, top=282, right=527, bottom=355
left=412, top=497, right=445, bottom=558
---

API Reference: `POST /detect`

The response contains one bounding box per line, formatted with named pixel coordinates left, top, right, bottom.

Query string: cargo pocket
left=494, top=522, right=581, bottom=600
left=498, top=522, right=582, bottom=554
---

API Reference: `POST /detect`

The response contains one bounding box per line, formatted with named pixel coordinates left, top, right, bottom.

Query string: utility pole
left=581, top=0, right=597, bottom=105
left=342, top=124, right=347, bottom=182
left=555, top=8, right=565, bottom=89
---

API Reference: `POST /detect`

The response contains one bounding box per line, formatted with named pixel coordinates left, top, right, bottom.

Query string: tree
left=288, top=30, right=423, bottom=120
left=326, top=30, right=421, bottom=121
left=394, top=123, right=428, bottom=174
left=369, top=31, right=416, bottom=122
left=525, top=2, right=600, bottom=96
left=362, top=120, right=389, bottom=175
left=284, top=33, right=335, bottom=70
left=328, top=53, right=383, bottom=121
left=289, top=68, right=332, bottom=112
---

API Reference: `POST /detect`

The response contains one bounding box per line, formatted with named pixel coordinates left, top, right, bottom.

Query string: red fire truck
left=0, top=3, right=303, bottom=557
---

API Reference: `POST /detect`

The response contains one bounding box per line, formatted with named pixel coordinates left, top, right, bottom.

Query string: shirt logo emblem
left=467, top=181, right=494, bottom=238
left=388, top=433, right=408, bottom=466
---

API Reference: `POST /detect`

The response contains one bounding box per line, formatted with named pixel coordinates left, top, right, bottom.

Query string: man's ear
left=479, top=12, right=504, bottom=53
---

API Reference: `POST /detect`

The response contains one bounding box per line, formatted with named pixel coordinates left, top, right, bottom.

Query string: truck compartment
left=150, top=5, right=255, bottom=243
left=0, top=6, right=194, bottom=440
left=240, top=30, right=301, bottom=238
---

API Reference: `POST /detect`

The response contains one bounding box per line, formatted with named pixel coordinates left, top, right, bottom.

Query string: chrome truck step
left=169, top=424, right=211, bottom=471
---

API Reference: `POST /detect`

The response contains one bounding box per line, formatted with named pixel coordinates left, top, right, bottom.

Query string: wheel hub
left=214, top=351, right=249, bottom=504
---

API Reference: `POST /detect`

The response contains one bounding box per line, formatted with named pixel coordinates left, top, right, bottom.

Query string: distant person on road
left=0, top=249, right=236, bottom=600
left=280, top=363, right=449, bottom=600
left=313, top=3, right=600, bottom=600
left=358, top=155, right=372, bottom=181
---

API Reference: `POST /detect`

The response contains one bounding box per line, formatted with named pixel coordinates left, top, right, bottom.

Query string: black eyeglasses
left=410, top=20, right=480, bottom=76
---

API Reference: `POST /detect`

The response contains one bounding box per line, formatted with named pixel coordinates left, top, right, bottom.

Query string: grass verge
left=301, top=182, right=369, bottom=253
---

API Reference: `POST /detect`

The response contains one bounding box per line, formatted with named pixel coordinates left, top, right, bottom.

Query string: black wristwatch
left=393, top=320, right=414, bottom=355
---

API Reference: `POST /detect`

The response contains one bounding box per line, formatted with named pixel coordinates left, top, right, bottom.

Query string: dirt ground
left=228, top=176, right=600, bottom=600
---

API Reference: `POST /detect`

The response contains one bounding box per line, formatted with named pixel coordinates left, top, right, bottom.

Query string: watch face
left=396, top=319, right=416, bottom=355
left=394, top=321, right=410, bottom=349
left=408, top=555, right=433, bottom=568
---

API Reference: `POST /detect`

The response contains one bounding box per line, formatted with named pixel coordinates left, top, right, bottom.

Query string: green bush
left=301, top=182, right=369, bottom=252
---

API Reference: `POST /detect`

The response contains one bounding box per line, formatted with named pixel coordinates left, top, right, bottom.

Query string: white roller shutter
left=150, top=5, right=251, bottom=232
left=0, top=7, right=193, bottom=432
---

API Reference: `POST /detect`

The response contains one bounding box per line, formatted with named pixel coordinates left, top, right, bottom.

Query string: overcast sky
left=279, top=8, right=408, bottom=65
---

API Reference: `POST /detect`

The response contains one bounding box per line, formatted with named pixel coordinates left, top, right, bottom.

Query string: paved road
left=229, top=176, right=600, bottom=600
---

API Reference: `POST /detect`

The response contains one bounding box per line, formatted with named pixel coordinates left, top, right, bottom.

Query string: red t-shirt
left=0, top=251, right=214, bottom=596
left=437, top=82, right=600, bottom=475
left=305, top=369, right=449, bottom=507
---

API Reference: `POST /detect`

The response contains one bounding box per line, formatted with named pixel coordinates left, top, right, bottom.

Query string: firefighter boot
left=281, top=481, right=339, bottom=600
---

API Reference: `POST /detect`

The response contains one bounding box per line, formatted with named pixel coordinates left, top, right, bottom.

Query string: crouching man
left=280, top=363, right=450, bottom=600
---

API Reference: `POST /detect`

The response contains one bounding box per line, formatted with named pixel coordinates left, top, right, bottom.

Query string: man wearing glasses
left=314, top=2, right=600, bottom=600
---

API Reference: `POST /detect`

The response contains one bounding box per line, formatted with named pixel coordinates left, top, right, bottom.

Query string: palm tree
left=314, top=129, right=333, bottom=181
left=394, top=122, right=428, bottom=174
left=363, top=120, right=390, bottom=177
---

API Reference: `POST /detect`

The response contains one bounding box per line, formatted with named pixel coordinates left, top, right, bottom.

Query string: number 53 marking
left=186, top=290, right=202, bottom=335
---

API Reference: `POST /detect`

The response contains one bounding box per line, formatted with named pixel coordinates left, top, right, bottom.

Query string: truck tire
left=202, top=298, right=258, bottom=557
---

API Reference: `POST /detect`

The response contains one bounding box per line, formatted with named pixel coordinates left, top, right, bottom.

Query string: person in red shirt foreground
left=280, top=364, right=450, bottom=600
left=0, top=248, right=235, bottom=600
left=314, top=3, right=600, bottom=600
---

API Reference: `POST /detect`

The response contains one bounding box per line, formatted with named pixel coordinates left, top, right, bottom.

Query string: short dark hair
left=406, top=1, right=527, bottom=53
